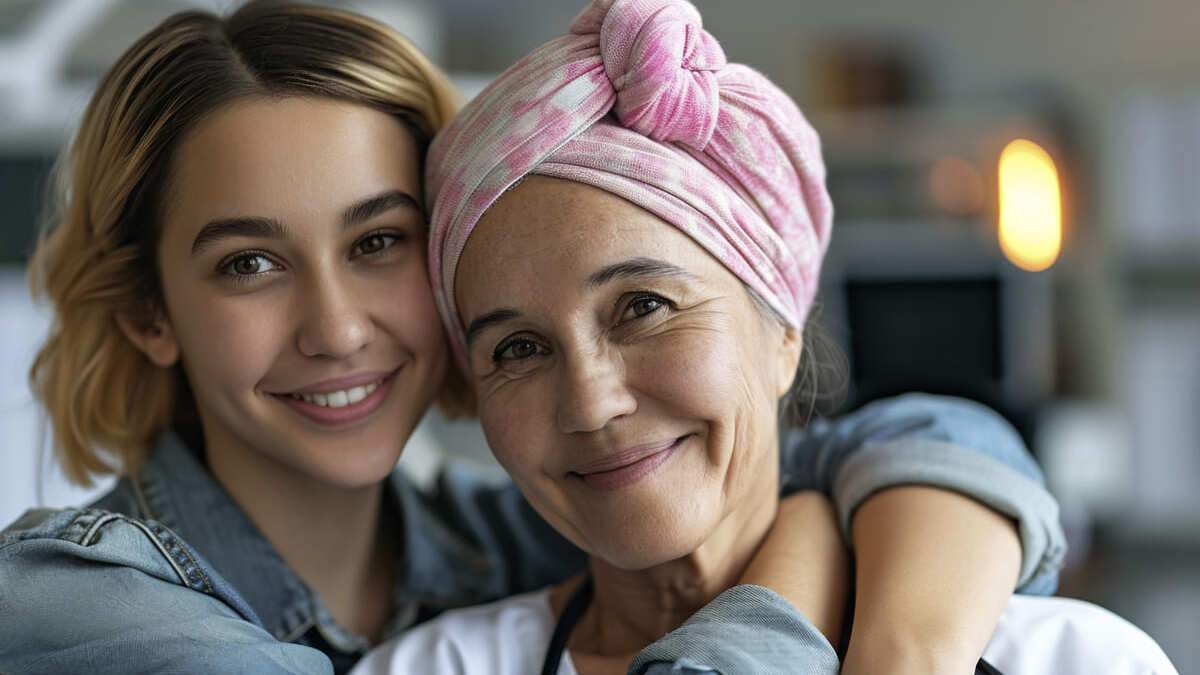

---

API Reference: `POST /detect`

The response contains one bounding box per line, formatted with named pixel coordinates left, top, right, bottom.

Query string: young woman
left=1, top=2, right=1066, bottom=674
left=354, top=1, right=1175, bottom=673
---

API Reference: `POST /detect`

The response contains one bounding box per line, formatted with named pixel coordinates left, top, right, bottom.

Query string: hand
left=738, top=491, right=849, bottom=647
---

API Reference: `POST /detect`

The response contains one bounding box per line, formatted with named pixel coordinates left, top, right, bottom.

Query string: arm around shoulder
left=781, top=393, right=1066, bottom=592
left=781, top=395, right=1066, bottom=674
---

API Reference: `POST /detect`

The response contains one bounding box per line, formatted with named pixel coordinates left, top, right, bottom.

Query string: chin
left=586, top=509, right=718, bottom=571
left=594, top=539, right=699, bottom=571
left=285, top=436, right=405, bottom=490
left=316, top=462, right=397, bottom=490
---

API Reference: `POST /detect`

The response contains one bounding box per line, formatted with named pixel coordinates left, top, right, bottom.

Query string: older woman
left=352, top=1, right=1175, bottom=674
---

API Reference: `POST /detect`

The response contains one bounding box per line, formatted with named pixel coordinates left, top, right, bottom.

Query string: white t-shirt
left=350, top=590, right=1177, bottom=675
left=354, top=590, right=577, bottom=675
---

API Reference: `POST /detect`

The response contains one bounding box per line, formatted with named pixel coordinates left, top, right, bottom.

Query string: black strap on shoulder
left=540, top=575, right=594, bottom=675
left=976, top=657, right=1004, bottom=675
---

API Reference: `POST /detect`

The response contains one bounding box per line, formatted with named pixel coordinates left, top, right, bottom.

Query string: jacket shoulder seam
left=3, top=508, right=217, bottom=596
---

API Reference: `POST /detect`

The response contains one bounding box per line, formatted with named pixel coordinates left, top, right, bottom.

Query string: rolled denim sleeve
left=780, top=393, right=1066, bottom=593
left=630, top=585, right=839, bottom=675
left=0, top=508, right=331, bottom=675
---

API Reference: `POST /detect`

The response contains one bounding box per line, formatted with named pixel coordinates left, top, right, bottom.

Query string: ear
left=773, top=324, right=804, bottom=399
left=116, top=310, right=181, bottom=368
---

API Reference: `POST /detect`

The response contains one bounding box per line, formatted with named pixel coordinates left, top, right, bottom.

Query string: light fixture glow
left=998, top=138, right=1062, bottom=272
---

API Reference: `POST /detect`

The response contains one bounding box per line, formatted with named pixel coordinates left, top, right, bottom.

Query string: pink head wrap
left=427, top=0, right=833, bottom=373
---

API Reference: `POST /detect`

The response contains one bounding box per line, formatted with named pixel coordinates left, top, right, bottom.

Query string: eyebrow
left=341, top=189, right=422, bottom=228
left=190, top=217, right=286, bottom=255
left=190, top=189, right=422, bottom=256
left=465, top=308, right=521, bottom=348
left=585, top=257, right=696, bottom=288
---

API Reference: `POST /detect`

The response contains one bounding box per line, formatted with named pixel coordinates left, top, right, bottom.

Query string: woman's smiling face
left=456, top=176, right=801, bottom=569
left=137, top=96, right=447, bottom=488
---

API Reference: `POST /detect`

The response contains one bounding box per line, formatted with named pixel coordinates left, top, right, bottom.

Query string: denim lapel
left=133, top=431, right=320, bottom=646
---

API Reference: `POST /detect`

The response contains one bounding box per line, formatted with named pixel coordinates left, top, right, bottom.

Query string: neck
left=568, top=489, right=778, bottom=662
left=205, top=434, right=396, bottom=642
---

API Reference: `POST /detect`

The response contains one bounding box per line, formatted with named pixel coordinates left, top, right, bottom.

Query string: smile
left=286, top=381, right=379, bottom=408
left=570, top=435, right=690, bottom=493
left=272, top=368, right=400, bottom=426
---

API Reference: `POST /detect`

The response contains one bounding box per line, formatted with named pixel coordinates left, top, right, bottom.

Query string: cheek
left=633, top=321, right=781, bottom=478
left=479, top=386, right=540, bottom=471
left=476, top=373, right=564, bottom=490
left=165, top=284, right=289, bottom=392
left=382, top=264, right=446, bottom=355
left=633, top=327, right=749, bottom=419
left=724, top=319, right=787, bottom=480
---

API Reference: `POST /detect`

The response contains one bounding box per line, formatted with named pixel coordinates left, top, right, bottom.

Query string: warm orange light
left=998, top=139, right=1062, bottom=272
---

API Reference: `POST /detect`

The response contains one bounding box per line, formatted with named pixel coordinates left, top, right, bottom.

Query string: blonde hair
left=29, top=0, right=467, bottom=486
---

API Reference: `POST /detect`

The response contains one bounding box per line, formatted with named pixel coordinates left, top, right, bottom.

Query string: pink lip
left=571, top=437, right=686, bottom=493
left=272, top=368, right=399, bottom=426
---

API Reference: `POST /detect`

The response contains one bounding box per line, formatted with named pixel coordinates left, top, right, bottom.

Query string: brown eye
left=510, top=341, right=539, bottom=358
left=233, top=257, right=261, bottom=275
left=220, top=253, right=279, bottom=278
left=493, top=336, right=548, bottom=363
left=352, top=232, right=402, bottom=257
left=359, top=235, right=386, bottom=254
left=620, top=294, right=669, bottom=322
left=630, top=297, right=662, bottom=316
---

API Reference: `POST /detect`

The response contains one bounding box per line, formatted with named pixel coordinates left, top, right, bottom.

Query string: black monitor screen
left=845, top=278, right=1002, bottom=393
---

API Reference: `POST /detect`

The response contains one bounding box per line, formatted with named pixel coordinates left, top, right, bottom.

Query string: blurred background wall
left=1, top=0, right=1196, bottom=668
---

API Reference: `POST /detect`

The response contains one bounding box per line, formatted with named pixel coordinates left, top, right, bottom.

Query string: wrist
left=842, top=625, right=979, bottom=675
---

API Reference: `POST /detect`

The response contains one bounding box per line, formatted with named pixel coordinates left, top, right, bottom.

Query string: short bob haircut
left=29, top=0, right=467, bottom=486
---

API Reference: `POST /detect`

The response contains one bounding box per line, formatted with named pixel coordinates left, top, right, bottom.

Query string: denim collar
left=130, top=430, right=500, bottom=653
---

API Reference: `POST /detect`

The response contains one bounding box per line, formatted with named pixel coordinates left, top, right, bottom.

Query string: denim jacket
left=0, top=394, right=1064, bottom=675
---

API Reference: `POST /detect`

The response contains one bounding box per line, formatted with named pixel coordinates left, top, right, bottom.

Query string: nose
left=555, top=344, right=637, bottom=434
left=295, top=269, right=374, bottom=359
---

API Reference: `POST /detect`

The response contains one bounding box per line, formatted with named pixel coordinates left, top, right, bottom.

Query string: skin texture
left=842, top=486, right=1021, bottom=675
left=117, top=96, right=447, bottom=640
left=456, top=175, right=843, bottom=670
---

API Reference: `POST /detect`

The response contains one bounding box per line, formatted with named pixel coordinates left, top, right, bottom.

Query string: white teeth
left=294, top=381, right=380, bottom=408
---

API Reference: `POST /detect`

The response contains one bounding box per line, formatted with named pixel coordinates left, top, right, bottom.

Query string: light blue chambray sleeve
left=0, top=509, right=331, bottom=675
left=630, top=585, right=839, bottom=675
left=779, top=393, right=1066, bottom=594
